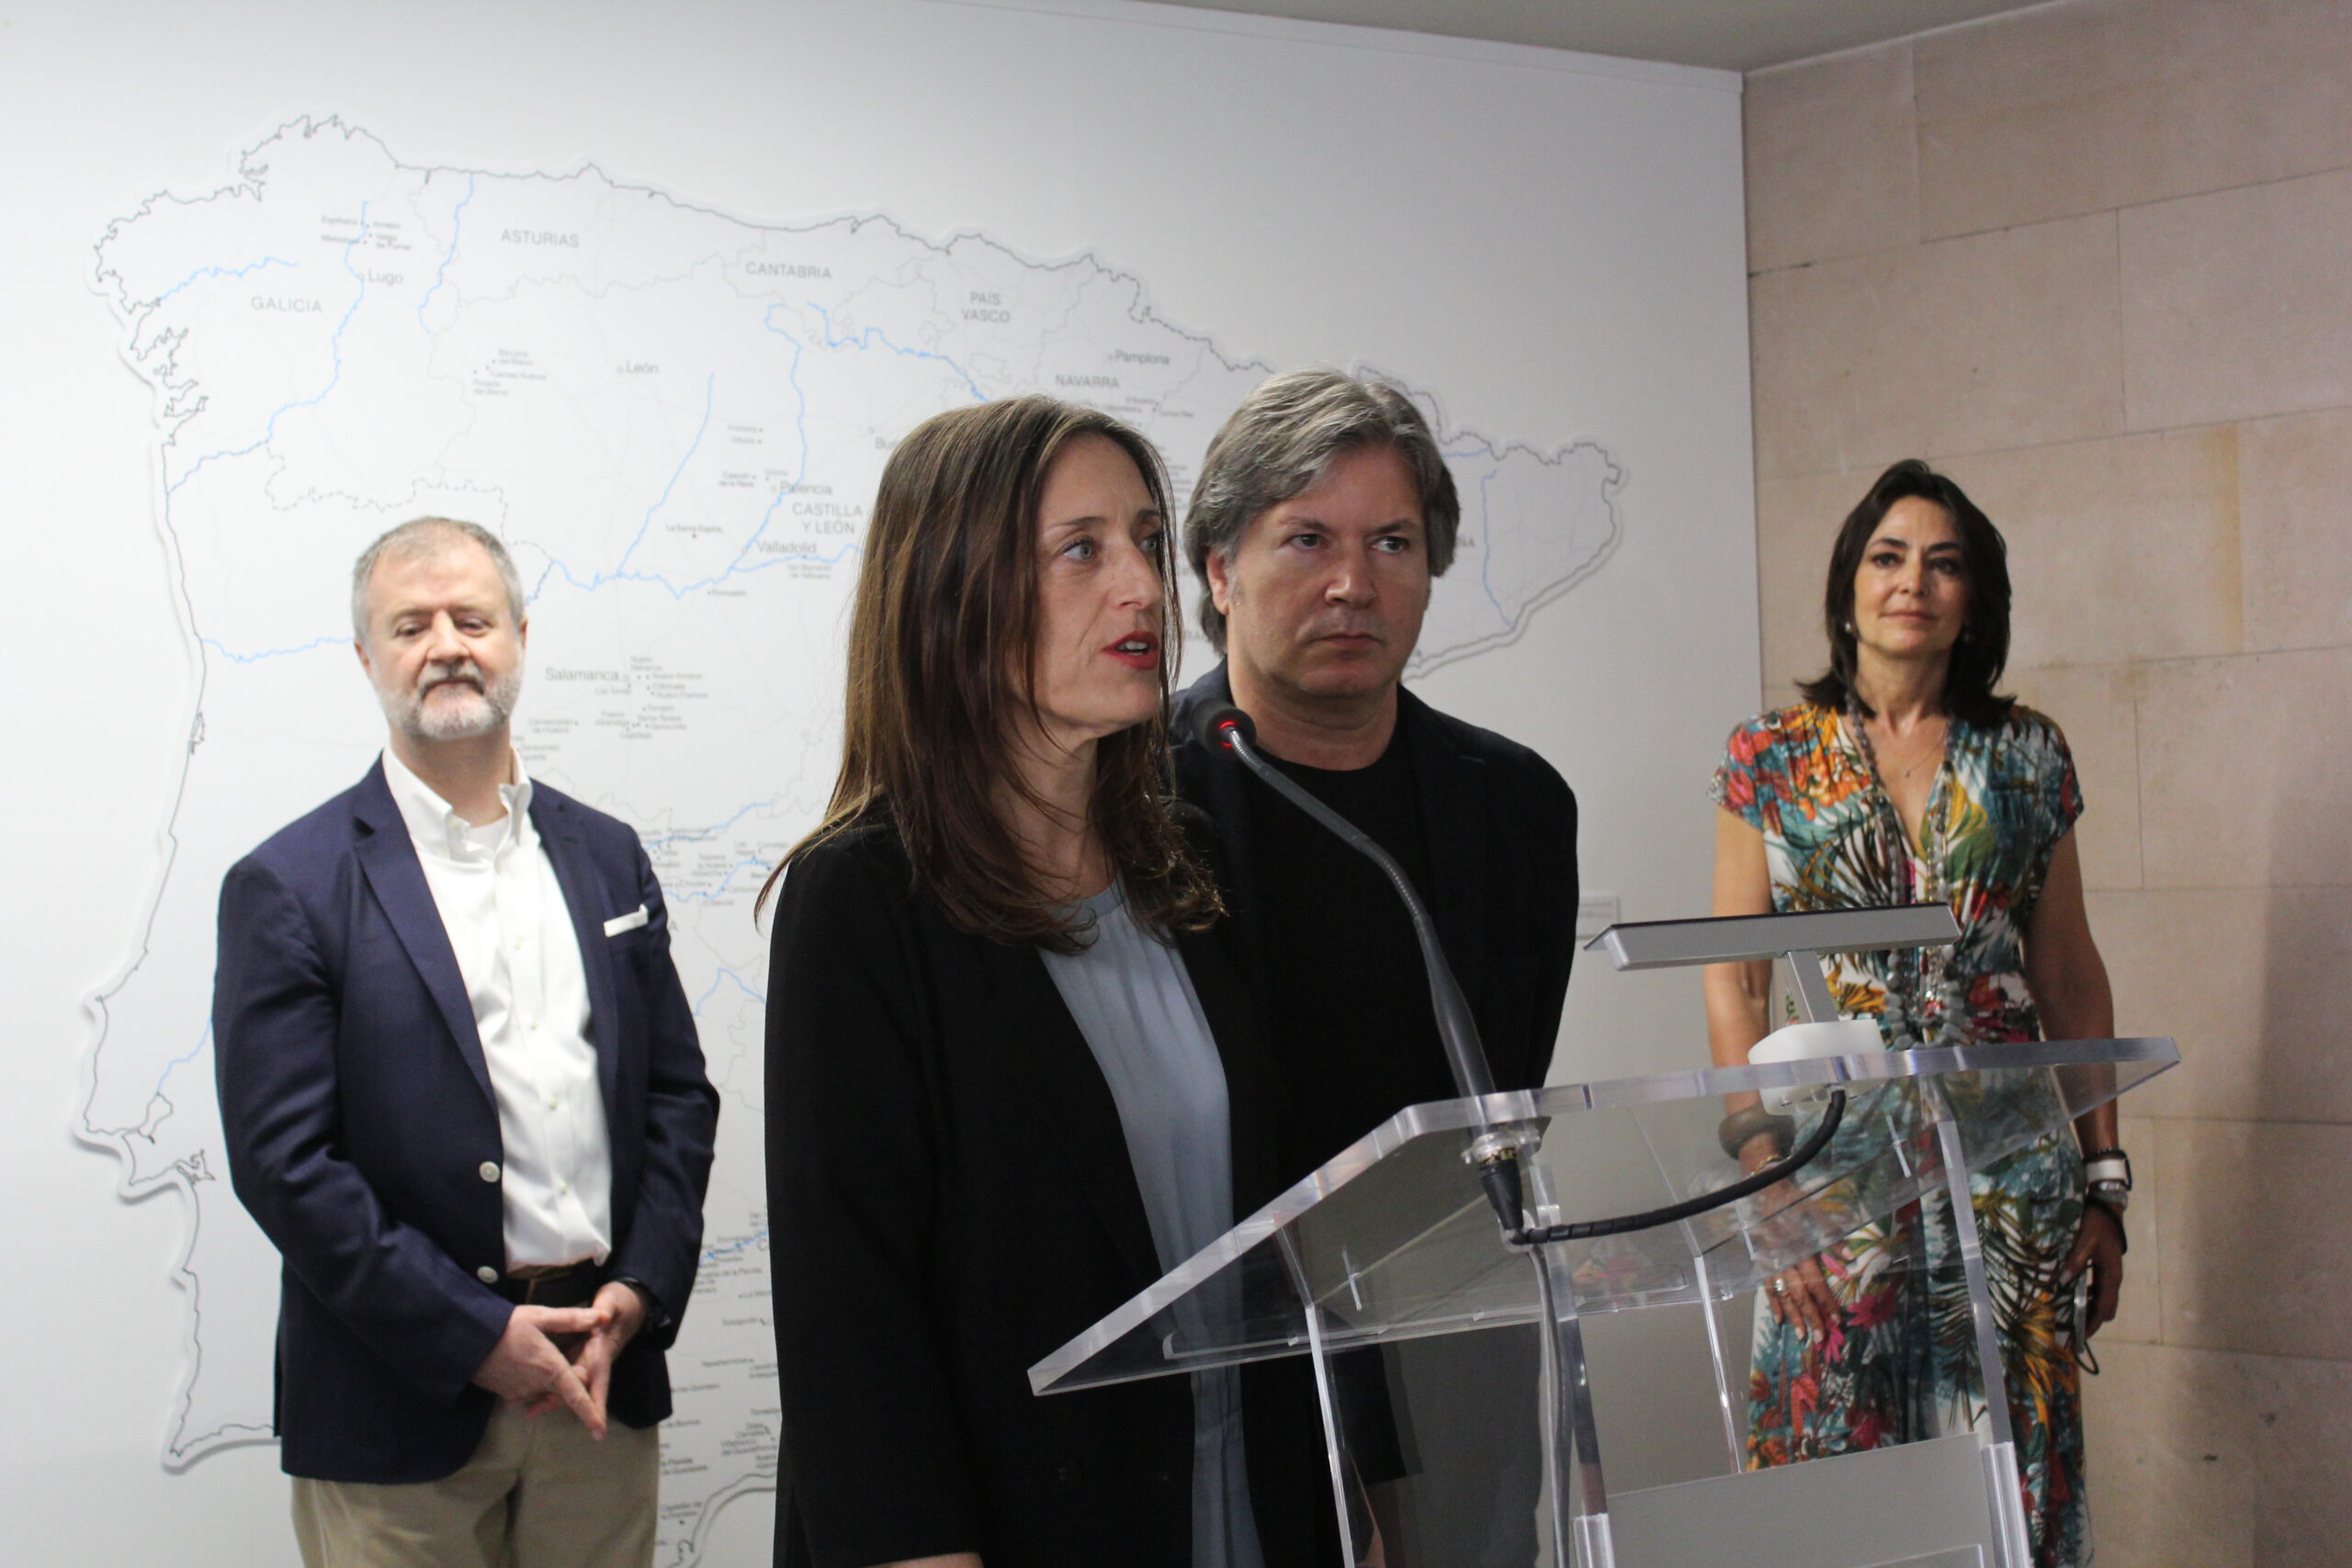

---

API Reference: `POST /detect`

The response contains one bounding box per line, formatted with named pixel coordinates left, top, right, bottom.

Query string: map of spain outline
left=81, top=117, right=1624, bottom=1564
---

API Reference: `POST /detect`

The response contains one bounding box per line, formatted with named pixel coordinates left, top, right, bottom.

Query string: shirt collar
left=380, top=747, right=537, bottom=861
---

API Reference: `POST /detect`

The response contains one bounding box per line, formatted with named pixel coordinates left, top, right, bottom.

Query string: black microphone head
left=1191, top=700, right=1255, bottom=755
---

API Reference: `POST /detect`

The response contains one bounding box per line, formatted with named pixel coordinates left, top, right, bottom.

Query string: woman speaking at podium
left=1704, top=459, right=2127, bottom=1567
left=761, top=397, right=1321, bottom=1568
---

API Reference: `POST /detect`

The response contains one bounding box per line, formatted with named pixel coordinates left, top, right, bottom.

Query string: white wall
left=0, top=2, right=1755, bottom=1560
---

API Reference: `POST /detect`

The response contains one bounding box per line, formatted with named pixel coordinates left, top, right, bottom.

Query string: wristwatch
left=2082, top=1146, right=2132, bottom=1214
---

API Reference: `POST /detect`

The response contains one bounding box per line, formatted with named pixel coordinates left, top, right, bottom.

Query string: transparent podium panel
left=1033, top=1037, right=2177, bottom=1568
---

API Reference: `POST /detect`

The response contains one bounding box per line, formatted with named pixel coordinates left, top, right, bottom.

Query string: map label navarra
left=83, top=116, right=1623, bottom=1564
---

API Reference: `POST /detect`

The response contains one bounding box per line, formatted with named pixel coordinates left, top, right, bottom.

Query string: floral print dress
left=1713, top=701, right=2093, bottom=1568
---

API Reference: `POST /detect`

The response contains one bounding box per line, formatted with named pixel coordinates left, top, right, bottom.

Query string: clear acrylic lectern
left=1032, top=909, right=2177, bottom=1568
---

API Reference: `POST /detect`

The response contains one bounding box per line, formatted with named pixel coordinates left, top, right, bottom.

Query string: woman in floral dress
left=1704, top=459, right=2130, bottom=1567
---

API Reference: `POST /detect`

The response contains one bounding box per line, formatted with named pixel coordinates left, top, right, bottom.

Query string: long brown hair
left=761, top=395, right=1220, bottom=950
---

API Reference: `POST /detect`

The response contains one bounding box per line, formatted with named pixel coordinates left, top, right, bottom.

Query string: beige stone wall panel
left=2089, top=886, right=2352, bottom=1124
left=1939, top=426, right=2243, bottom=670
left=2079, top=1337, right=2254, bottom=1567
left=2154, top=1115, right=2352, bottom=1359
left=2121, top=168, right=2352, bottom=429
left=1751, top=213, right=2124, bottom=481
left=1750, top=467, right=1866, bottom=694
left=1914, top=0, right=2179, bottom=118
left=1914, top=0, right=2352, bottom=239
left=1745, top=42, right=1919, bottom=274
left=2082, top=1336, right=2352, bottom=1568
left=2135, top=645, right=2352, bottom=888
left=2240, top=1348, right=2352, bottom=1564
left=2239, top=405, right=2352, bottom=653
left=2009, top=662, right=2143, bottom=890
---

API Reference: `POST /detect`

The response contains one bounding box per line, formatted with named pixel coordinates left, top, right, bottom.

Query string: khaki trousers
left=291, top=1403, right=659, bottom=1568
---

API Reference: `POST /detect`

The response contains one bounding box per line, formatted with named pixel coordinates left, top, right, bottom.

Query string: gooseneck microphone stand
left=1191, top=701, right=1528, bottom=1224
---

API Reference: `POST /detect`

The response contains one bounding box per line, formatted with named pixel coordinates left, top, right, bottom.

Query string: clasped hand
left=2058, top=1201, right=2124, bottom=1337
left=470, top=1281, right=647, bottom=1439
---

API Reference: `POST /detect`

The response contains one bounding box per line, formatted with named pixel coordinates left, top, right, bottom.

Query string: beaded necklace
left=1842, top=699, right=1963, bottom=1051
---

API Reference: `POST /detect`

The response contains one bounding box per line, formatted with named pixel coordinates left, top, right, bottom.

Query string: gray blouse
left=1039, top=884, right=1266, bottom=1568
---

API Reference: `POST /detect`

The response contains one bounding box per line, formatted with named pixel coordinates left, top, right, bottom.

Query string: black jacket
left=763, top=823, right=1329, bottom=1568
left=1171, top=663, right=1580, bottom=1168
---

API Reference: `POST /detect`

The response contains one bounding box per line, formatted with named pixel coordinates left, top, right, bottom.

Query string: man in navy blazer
left=213, top=517, right=718, bottom=1567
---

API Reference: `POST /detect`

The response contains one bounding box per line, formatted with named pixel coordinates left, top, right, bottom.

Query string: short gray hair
left=1183, top=369, right=1460, bottom=653
left=350, top=517, right=527, bottom=641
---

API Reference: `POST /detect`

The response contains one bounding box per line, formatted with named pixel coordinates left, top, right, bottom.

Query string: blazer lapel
left=350, top=763, right=495, bottom=1106
left=969, top=946, right=1165, bottom=1290
left=531, top=789, right=626, bottom=1114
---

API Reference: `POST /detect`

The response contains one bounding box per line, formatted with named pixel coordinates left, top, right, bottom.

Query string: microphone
left=1192, top=700, right=1526, bottom=1229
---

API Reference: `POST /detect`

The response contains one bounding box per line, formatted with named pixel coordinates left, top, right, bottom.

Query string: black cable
left=1507, top=1089, right=1849, bottom=1247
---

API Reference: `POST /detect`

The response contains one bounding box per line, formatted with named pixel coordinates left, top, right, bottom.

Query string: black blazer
left=211, top=761, right=720, bottom=1483
left=763, top=824, right=1329, bottom=1568
left=1171, top=663, right=1580, bottom=1153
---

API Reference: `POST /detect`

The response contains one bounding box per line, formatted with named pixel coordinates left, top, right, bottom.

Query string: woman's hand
left=2060, top=1202, right=2125, bottom=1337
left=1739, top=1130, right=1845, bottom=1344
left=1763, top=1254, right=1844, bottom=1344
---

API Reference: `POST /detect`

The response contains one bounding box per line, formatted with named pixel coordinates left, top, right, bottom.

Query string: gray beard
left=381, top=663, right=523, bottom=742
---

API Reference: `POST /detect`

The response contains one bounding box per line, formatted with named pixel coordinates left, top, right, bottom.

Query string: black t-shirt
left=1253, top=728, right=1456, bottom=1181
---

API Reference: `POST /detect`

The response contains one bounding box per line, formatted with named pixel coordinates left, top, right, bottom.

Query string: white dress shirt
left=382, top=748, right=614, bottom=1269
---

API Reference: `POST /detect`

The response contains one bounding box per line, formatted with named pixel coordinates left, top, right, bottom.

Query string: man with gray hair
left=1172, top=372, right=1578, bottom=1559
left=213, top=517, right=718, bottom=1567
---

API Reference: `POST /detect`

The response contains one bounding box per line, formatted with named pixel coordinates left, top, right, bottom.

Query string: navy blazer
left=212, top=760, right=719, bottom=1483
